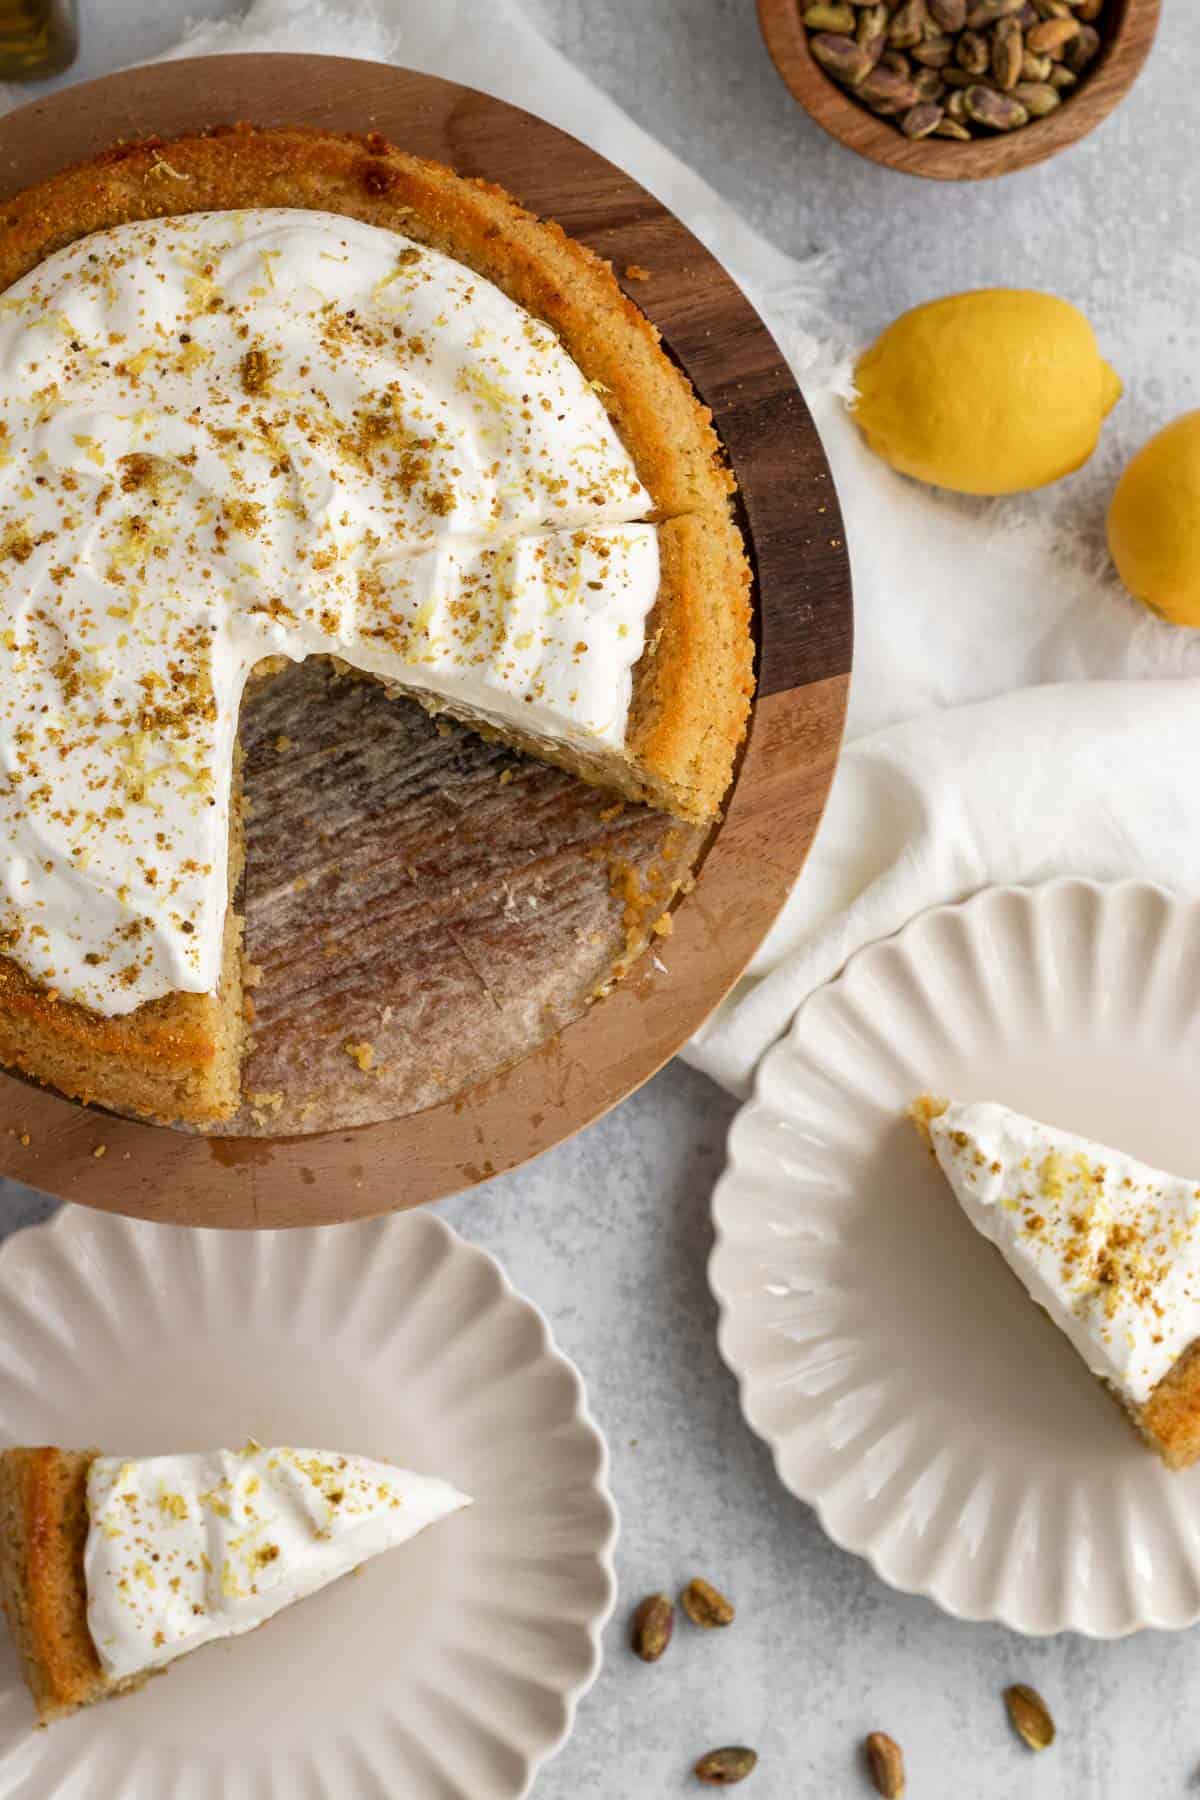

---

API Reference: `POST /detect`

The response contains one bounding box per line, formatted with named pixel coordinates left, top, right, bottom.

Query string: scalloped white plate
left=0, top=1208, right=616, bottom=1796
left=711, top=879, right=1200, bottom=1637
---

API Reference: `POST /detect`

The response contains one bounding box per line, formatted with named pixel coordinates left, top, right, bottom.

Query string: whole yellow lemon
left=851, top=289, right=1122, bottom=496
left=1108, top=412, right=1200, bottom=627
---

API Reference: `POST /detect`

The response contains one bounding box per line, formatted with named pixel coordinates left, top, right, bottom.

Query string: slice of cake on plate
left=0, top=1441, right=469, bottom=1722
left=912, top=1095, right=1200, bottom=1470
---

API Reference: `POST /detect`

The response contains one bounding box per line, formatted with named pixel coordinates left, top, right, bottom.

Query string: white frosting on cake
left=84, top=1443, right=470, bottom=1681
left=0, top=209, right=660, bottom=1014
left=926, top=1099, right=1200, bottom=1405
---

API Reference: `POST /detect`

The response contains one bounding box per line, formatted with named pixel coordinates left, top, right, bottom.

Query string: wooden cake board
left=0, top=55, right=853, bottom=1226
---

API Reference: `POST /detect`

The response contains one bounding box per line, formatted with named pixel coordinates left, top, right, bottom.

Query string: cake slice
left=0, top=1442, right=469, bottom=1723
left=911, top=1095, right=1200, bottom=1470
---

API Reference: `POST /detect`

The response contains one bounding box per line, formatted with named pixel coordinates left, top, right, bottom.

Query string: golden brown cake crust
left=1135, top=1339, right=1200, bottom=1471
left=0, top=1448, right=108, bottom=1722
left=0, top=125, right=754, bottom=1123
left=0, top=903, right=245, bottom=1125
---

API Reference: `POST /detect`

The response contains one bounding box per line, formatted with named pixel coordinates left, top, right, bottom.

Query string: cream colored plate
left=0, top=1207, right=616, bottom=1795
left=711, top=880, right=1200, bottom=1636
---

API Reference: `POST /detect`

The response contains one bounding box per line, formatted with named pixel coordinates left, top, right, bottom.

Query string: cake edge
left=0, top=1446, right=157, bottom=1724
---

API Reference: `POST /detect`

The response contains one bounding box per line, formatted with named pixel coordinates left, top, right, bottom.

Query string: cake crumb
left=651, top=911, right=674, bottom=938
left=242, top=961, right=264, bottom=990
left=246, top=1089, right=284, bottom=1113
left=624, top=264, right=652, bottom=281
left=247, top=1089, right=284, bottom=1126
left=344, top=1040, right=375, bottom=1073
left=274, top=735, right=293, bottom=754
left=92, top=1143, right=107, bottom=1158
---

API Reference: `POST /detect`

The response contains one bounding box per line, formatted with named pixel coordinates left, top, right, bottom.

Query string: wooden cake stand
left=0, top=55, right=853, bottom=1226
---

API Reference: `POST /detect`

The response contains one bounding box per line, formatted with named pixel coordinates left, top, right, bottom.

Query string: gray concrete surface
left=2, top=2, right=1199, bottom=1794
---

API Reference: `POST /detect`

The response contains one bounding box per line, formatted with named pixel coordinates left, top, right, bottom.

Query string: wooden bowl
left=758, top=0, right=1161, bottom=180
left=0, top=54, right=854, bottom=1228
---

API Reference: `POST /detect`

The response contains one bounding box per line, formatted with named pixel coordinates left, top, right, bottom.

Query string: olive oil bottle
left=0, top=0, right=77, bottom=80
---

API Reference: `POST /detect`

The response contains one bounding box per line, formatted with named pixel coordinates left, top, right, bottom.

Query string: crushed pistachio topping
left=929, top=1099, right=1200, bottom=1405
left=84, top=1443, right=470, bottom=1683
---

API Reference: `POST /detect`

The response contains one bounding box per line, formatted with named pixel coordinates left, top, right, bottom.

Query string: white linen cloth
left=10, top=0, right=1200, bottom=1095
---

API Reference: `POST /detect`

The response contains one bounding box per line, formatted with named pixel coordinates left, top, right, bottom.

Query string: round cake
left=0, top=126, right=753, bottom=1126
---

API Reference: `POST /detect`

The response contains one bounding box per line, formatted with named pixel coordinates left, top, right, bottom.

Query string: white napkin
left=14, top=0, right=1198, bottom=1097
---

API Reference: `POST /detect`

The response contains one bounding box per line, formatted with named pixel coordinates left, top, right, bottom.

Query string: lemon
left=851, top=289, right=1122, bottom=496
left=1108, top=412, right=1200, bottom=626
